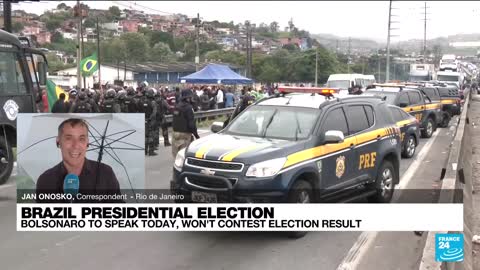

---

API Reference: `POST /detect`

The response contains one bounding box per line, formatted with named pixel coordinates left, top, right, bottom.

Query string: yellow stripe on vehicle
left=396, top=119, right=411, bottom=126
left=195, top=142, right=215, bottom=159
left=402, top=105, right=424, bottom=113
left=221, top=144, right=264, bottom=161
left=425, top=103, right=441, bottom=110
left=441, top=99, right=457, bottom=104
left=283, top=137, right=356, bottom=168
left=283, top=126, right=397, bottom=169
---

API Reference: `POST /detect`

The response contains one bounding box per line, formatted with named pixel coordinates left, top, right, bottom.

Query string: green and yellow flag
left=80, top=52, right=98, bottom=77
left=46, top=79, right=69, bottom=112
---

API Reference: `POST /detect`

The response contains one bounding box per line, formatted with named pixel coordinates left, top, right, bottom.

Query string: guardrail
left=419, top=90, right=473, bottom=270
left=164, top=107, right=235, bottom=124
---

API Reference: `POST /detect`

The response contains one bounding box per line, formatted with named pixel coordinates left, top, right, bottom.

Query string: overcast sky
left=12, top=1, right=480, bottom=42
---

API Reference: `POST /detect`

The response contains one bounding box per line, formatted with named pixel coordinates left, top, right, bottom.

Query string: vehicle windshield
left=437, top=75, right=459, bottom=82
left=363, top=91, right=397, bottom=104
left=441, top=59, right=455, bottom=64
left=327, top=80, right=350, bottom=89
left=224, top=105, right=320, bottom=140
left=409, top=75, right=429, bottom=82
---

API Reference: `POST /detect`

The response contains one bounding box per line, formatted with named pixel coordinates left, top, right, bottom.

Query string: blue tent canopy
left=180, top=63, right=253, bottom=84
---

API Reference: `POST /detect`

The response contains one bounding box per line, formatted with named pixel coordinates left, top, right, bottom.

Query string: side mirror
left=324, top=130, right=344, bottom=144
left=399, top=102, right=408, bottom=108
left=211, top=121, right=224, bottom=133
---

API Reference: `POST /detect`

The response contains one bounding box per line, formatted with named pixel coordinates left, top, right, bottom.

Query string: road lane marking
left=55, top=235, right=81, bottom=247
left=336, top=129, right=441, bottom=270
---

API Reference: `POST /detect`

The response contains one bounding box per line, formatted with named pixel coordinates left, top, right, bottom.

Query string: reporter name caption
left=17, top=204, right=463, bottom=231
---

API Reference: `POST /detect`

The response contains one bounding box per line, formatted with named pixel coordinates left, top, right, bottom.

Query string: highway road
left=0, top=116, right=459, bottom=270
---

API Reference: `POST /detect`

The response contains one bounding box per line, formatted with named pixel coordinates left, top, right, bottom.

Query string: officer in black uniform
left=117, top=90, right=129, bottom=113
left=69, top=90, right=93, bottom=113
left=141, top=88, right=158, bottom=156
left=65, top=89, right=77, bottom=112
left=155, top=89, right=171, bottom=147
left=171, top=89, right=200, bottom=158
left=125, top=87, right=137, bottom=113
left=100, top=88, right=121, bottom=113
left=87, top=88, right=100, bottom=113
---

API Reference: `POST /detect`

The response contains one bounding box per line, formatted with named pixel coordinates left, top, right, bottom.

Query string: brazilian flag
left=80, top=52, right=98, bottom=77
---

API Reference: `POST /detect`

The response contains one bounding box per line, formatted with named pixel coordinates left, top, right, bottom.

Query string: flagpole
left=76, top=0, right=82, bottom=90
left=96, top=16, right=102, bottom=98
left=81, top=5, right=86, bottom=89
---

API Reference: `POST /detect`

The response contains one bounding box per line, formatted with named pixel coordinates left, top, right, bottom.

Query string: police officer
left=142, top=88, right=158, bottom=156
left=117, top=90, right=129, bottom=113
left=69, top=90, right=93, bottom=113
left=65, top=89, right=77, bottom=112
left=87, top=88, right=100, bottom=113
left=156, top=89, right=171, bottom=147
left=172, top=89, right=200, bottom=158
left=223, top=88, right=255, bottom=128
left=100, top=88, right=121, bottom=113
left=125, top=87, right=137, bottom=113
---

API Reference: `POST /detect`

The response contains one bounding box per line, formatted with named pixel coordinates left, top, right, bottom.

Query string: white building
left=51, top=64, right=136, bottom=89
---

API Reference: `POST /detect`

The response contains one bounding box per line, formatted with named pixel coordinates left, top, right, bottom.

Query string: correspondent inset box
left=16, top=113, right=145, bottom=202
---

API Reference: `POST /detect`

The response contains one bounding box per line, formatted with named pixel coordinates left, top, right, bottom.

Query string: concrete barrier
left=419, top=90, right=473, bottom=270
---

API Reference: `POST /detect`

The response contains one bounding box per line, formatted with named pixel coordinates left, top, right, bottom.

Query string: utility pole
left=245, top=20, right=251, bottom=78
left=96, top=17, right=102, bottom=95
left=315, top=47, right=318, bottom=87
left=249, top=23, right=253, bottom=78
left=75, top=0, right=82, bottom=89
left=195, top=13, right=200, bottom=71
left=386, top=0, right=399, bottom=82
left=2, top=0, right=12, bottom=33
left=423, top=2, right=429, bottom=63
left=80, top=8, right=86, bottom=89
left=377, top=49, right=381, bottom=82
left=347, top=37, right=351, bottom=74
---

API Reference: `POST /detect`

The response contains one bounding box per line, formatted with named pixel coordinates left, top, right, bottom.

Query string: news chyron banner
left=18, top=204, right=462, bottom=231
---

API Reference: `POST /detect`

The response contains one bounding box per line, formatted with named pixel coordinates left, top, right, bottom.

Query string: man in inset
left=36, top=118, right=122, bottom=203
left=171, top=89, right=200, bottom=158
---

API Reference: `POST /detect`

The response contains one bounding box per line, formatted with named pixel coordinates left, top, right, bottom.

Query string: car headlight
left=245, top=157, right=287, bottom=178
left=174, top=148, right=186, bottom=171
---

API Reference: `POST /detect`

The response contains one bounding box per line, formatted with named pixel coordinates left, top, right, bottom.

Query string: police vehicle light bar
left=278, top=86, right=339, bottom=95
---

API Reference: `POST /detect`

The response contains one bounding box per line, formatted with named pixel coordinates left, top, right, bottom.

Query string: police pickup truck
left=171, top=87, right=402, bottom=209
left=364, top=84, right=443, bottom=138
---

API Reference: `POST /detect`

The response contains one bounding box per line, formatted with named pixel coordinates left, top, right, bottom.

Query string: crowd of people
left=45, top=82, right=275, bottom=156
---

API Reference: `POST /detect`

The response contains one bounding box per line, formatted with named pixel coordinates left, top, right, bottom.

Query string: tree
left=56, top=3, right=69, bottom=10
left=108, top=6, right=121, bottom=20
left=46, top=18, right=62, bottom=32
left=12, top=22, right=24, bottom=33
left=269, top=21, right=279, bottom=33
left=51, top=31, right=64, bottom=43
left=101, top=38, right=126, bottom=64
left=120, top=32, right=148, bottom=63
left=146, top=31, right=175, bottom=51
left=149, top=42, right=176, bottom=62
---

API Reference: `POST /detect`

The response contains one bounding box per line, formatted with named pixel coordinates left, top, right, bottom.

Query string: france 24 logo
left=435, top=233, right=464, bottom=262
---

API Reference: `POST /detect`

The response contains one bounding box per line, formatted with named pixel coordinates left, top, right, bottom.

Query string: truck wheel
left=368, top=160, right=396, bottom=203
left=421, top=117, right=435, bottom=138
left=439, top=111, right=451, bottom=128
left=402, top=135, right=416, bottom=158
left=286, top=180, right=312, bottom=239
left=0, top=137, right=14, bottom=185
